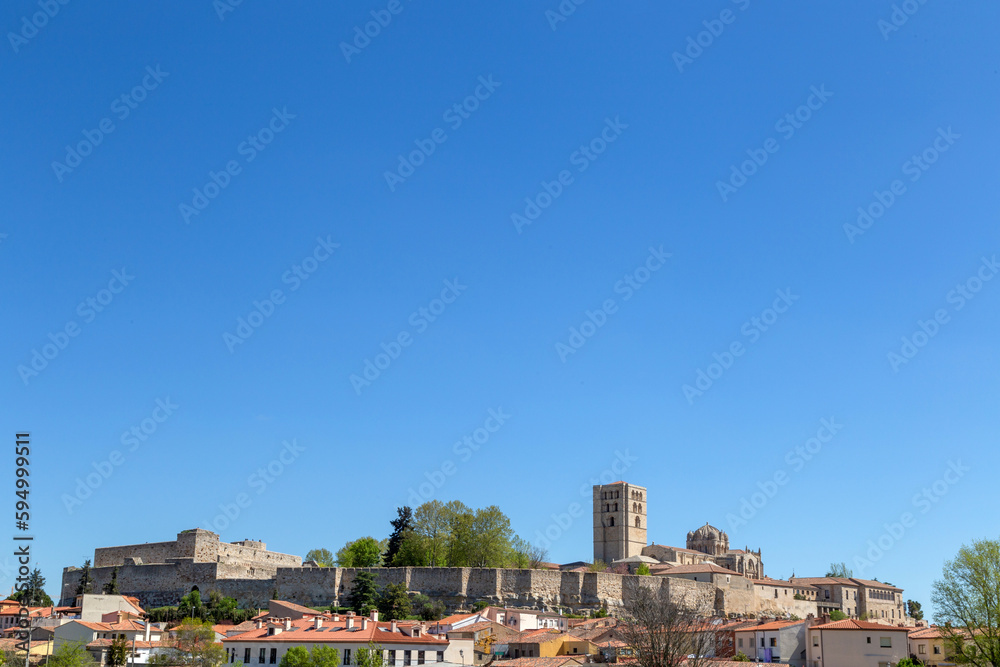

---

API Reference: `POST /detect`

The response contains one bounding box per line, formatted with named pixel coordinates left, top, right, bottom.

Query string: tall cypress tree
left=76, top=559, right=94, bottom=596
left=383, top=506, right=413, bottom=566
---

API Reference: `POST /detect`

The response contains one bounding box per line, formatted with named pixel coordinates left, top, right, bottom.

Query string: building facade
left=592, top=482, right=647, bottom=563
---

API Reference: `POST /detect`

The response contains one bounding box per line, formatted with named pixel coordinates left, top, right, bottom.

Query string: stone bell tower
left=593, top=481, right=647, bottom=563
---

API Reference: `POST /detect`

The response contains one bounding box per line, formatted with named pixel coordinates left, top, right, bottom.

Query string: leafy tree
left=384, top=507, right=413, bottom=566
left=306, top=549, right=335, bottom=567
left=589, top=560, right=609, bottom=573
left=469, top=506, right=514, bottom=567
left=391, top=532, right=430, bottom=567
left=355, top=642, right=384, bottom=667
left=636, top=563, right=651, bottom=576
left=347, top=572, right=379, bottom=614
left=829, top=610, right=847, bottom=621
left=472, top=601, right=488, bottom=612
left=337, top=538, right=383, bottom=568
left=309, top=645, right=341, bottom=667
left=594, top=605, right=608, bottom=619
left=896, top=659, right=919, bottom=667
left=279, top=647, right=312, bottom=667
left=104, top=567, right=121, bottom=595
left=11, top=568, right=53, bottom=606
left=377, top=583, right=412, bottom=620
left=151, top=618, right=226, bottom=667
left=178, top=590, right=206, bottom=620
left=733, top=652, right=751, bottom=662
left=906, top=599, right=924, bottom=621
left=412, top=501, right=458, bottom=566
left=108, top=636, right=130, bottom=667
left=411, top=594, right=444, bottom=621
left=76, top=560, right=94, bottom=596
left=49, top=642, right=99, bottom=667
left=826, top=562, right=852, bottom=578
left=932, top=538, right=1000, bottom=667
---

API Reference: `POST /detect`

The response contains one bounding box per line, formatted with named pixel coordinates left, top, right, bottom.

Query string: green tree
left=355, top=642, right=384, bottom=667
left=104, top=567, right=120, bottom=595
left=151, top=618, right=226, bottom=667
left=390, top=532, right=430, bottom=567
left=76, top=559, right=94, bottom=596
left=896, top=659, right=919, bottom=667
left=829, top=610, right=847, bottom=621
left=49, top=642, right=99, bottom=667
left=309, top=645, right=341, bottom=667
left=377, top=583, right=412, bottom=620
left=337, top=537, right=383, bottom=568
left=178, top=590, right=206, bottom=620
left=11, top=568, right=53, bottom=606
left=279, top=648, right=312, bottom=667
left=412, top=501, right=460, bottom=566
left=636, top=563, right=651, bottom=576
left=826, top=562, right=852, bottom=578
left=384, top=507, right=413, bottom=566
left=108, top=636, right=130, bottom=667
left=306, top=549, right=335, bottom=567
left=932, top=538, right=1000, bottom=667
left=906, top=599, right=924, bottom=621
left=733, top=652, right=751, bottom=662
left=470, top=506, right=514, bottom=567
left=347, top=572, right=379, bottom=614
left=589, top=560, right=609, bottom=573
left=411, top=594, right=444, bottom=621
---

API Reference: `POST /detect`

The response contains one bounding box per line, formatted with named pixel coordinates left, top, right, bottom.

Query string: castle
left=60, top=481, right=903, bottom=621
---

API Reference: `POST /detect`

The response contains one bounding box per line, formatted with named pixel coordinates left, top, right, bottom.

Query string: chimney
left=314, top=617, right=324, bottom=630
left=332, top=614, right=340, bottom=622
left=256, top=619, right=264, bottom=630
left=346, top=617, right=355, bottom=630
left=362, top=618, right=369, bottom=631
left=391, top=621, right=398, bottom=633
left=284, top=618, right=292, bottom=631
left=145, top=622, right=151, bottom=643
left=370, top=610, right=379, bottom=623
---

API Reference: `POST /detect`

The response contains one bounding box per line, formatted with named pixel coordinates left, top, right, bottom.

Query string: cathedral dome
left=693, top=523, right=724, bottom=539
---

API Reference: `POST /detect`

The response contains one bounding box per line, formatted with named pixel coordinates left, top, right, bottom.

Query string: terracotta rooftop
left=735, top=619, right=804, bottom=632
left=223, top=617, right=448, bottom=646
left=811, top=619, right=909, bottom=631
left=657, top=563, right=743, bottom=576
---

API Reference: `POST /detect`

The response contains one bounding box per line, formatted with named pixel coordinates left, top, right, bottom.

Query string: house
left=733, top=619, right=807, bottom=666
left=907, top=626, right=951, bottom=665
left=53, top=616, right=164, bottom=665
left=492, top=657, right=585, bottom=667
left=428, top=612, right=489, bottom=635
left=805, top=618, right=910, bottom=667
left=221, top=611, right=470, bottom=667
left=0, top=638, right=52, bottom=664
left=443, top=620, right=518, bottom=665
left=788, top=577, right=905, bottom=621
left=506, top=629, right=598, bottom=660
left=594, top=638, right=634, bottom=663
left=481, top=608, right=569, bottom=633
left=752, top=578, right=819, bottom=617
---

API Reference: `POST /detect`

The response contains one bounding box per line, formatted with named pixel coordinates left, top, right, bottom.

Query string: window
left=770, top=638, right=777, bottom=647
left=760, top=638, right=765, bottom=648
left=635, top=516, right=641, bottom=528
left=572, top=648, right=578, bottom=654
left=867, top=637, right=871, bottom=644
left=418, top=651, right=425, bottom=665
left=880, top=637, right=892, bottom=648
left=933, top=646, right=941, bottom=655
left=259, top=649, right=266, bottom=664
left=614, top=503, right=618, bottom=511
left=738, top=639, right=743, bottom=648
left=245, top=649, right=251, bottom=663
left=609, top=517, right=615, bottom=526
left=404, top=650, right=411, bottom=666
left=812, top=636, right=818, bottom=647
left=436, top=652, right=444, bottom=663
left=344, top=650, right=351, bottom=665
left=270, top=649, right=277, bottom=664
left=231, top=650, right=236, bottom=663
left=918, top=645, right=926, bottom=654
left=388, top=651, right=396, bottom=665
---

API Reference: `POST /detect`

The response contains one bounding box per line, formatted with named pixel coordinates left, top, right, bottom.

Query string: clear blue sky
left=2, top=1, right=998, bottom=614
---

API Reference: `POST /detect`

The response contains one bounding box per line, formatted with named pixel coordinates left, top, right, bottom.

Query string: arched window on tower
left=633, top=502, right=637, bottom=513
left=638, top=503, right=642, bottom=513
left=605, top=504, right=610, bottom=512
left=635, top=516, right=641, bottom=528
left=609, top=516, right=615, bottom=527
left=614, top=503, right=618, bottom=511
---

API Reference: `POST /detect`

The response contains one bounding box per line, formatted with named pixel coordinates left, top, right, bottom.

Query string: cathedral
left=593, top=481, right=764, bottom=579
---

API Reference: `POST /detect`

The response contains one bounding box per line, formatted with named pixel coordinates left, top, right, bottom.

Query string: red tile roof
left=493, top=657, right=585, bottom=667
left=76, top=620, right=158, bottom=633
left=734, top=620, right=804, bottom=632
left=811, top=619, right=909, bottom=631
left=223, top=618, right=447, bottom=646
left=657, top=563, right=743, bottom=576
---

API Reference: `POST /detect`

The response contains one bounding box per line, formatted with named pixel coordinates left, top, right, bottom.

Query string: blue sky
left=2, top=1, right=998, bottom=613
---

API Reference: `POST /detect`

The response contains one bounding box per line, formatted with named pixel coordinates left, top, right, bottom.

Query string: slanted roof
left=811, top=619, right=909, bottom=631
